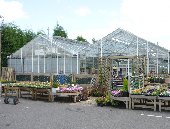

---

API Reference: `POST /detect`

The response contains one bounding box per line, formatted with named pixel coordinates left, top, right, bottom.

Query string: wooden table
left=130, top=95, right=157, bottom=111
left=110, top=96, right=131, bottom=109
left=56, top=92, right=81, bottom=102
left=158, top=97, right=170, bottom=112
left=19, top=87, right=34, bottom=99
left=33, top=88, right=52, bottom=101
left=3, top=85, right=53, bottom=102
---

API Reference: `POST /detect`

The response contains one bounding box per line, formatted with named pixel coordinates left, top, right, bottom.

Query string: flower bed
left=131, top=87, right=170, bottom=97
left=56, top=85, right=83, bottom=93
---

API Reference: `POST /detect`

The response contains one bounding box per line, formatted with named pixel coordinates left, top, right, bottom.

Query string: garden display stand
left=56, top=92, right=81, bottom=103
left=3, top=82, right=53, bottom=102
left=158, top=96, right=170, bottom=112
left=130, top=94, right=157, bottom=111
left=99, top=56, right=146, bottom=109
left=19, top=87, right=33, bottom=99
left=33, top=88, right=52, bottom=102
left=110, top=96, right=131, bottom=109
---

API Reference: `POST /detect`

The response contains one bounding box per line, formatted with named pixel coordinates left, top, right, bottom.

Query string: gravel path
left=0, top=97, right=170, bottom=129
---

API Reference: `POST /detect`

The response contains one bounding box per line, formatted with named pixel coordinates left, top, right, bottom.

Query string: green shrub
left=90, top=86, right=107, bottom=97
left=95, top=97, right=105, bottom=105
left=53, top=82, right=60, bottom=88
left=95, top=92, right=112, bottom=106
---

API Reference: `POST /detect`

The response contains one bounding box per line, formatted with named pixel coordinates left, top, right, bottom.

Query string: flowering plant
left=8, top=81, right=51, bottom=88
left=57, top=85, right=83, bottom=93
left=159, top=89, right=170, bottom=97
left=111, top=90, right=121, bottom=97
left=131, top=88, right=142, bottom=95
left=95, top=96, right=105, bottom=106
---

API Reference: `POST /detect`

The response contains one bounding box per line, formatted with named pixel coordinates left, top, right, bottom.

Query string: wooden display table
left=158, top=97, right=170, bottom=112
left=19, top=87, right=34, bottom=99
left=3, top=85, right=52, bottom=101
left=111, top=96, right=131, bottom=109
left=130, top=95, right=157, bottom=111
left=56, top=92, right=81, bottom=102
left=33, top=88, right=52, bottom=102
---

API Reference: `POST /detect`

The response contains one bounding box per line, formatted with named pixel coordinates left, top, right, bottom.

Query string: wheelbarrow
left=4, top=86, right=19, bottom=105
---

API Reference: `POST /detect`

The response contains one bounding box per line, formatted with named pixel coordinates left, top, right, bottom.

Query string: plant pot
left=52, top=88, right=59, bottom=94
left=122, top=91, right=129, bottom=97
left=97, top=103, right=104, bottom=107
left=105, top=102, right=111, bottom=106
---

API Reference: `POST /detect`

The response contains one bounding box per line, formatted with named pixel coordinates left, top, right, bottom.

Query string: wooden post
left=31, top=73, right=33, bottom=82
left=50, top=74, right=53, bottom=87
left=159, top=99, right=161, bottom=112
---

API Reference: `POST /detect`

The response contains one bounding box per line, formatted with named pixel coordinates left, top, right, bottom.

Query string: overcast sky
left=0, top=0, right=170, bottom=50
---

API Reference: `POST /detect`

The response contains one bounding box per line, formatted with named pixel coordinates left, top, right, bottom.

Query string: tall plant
left=122, top=78, right=128, bottom=92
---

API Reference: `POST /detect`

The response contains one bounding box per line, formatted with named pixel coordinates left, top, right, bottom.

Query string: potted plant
left=86, top=66, right=91, bottom=74
left=121, top=78, right=129, bottom=97
left=71, top=81, right=77, bottom=86
left=103, top=93, right=111, bottom=106
left=52, top=82, right=60, bottom=94
left=95, top=97, right=105, bottom=107
left=96, top=94, right=111, bottom=106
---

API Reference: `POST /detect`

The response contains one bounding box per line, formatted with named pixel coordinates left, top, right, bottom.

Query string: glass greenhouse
left=8, top=28, right=170, bottom=75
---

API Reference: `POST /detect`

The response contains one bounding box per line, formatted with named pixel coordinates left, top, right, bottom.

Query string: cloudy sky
left=0, top=0, right=170, bottom=49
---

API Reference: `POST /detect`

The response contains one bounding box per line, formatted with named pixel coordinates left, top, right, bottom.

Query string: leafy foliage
left=95, top=92, right=118, bottom=106
left=81, top=87, right=90, bottom=100
left=95, top=96, right=105, bottom=106
left=53, top=82, right=60, bottom=88
left=90, top=86, right=107, bottom=97
left=122, top=78, right=128, bottom=91
left=76, top=35, right=87, bottom=42
left=53, top=23, right=67, bottom=38
left=98, top=66, right=106, bottom=87
left=37, top=30, right=46, bottom=36
left=1, top=23, right=36, bottom=66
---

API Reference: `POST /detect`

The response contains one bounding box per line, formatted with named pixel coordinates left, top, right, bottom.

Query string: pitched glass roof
left=11, top=28, right=169, bottom=60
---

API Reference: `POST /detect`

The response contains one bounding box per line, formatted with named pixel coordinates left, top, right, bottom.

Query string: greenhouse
left=3, top=28, right=170, bottom=112
left=8, top=28, right=170, bottom=75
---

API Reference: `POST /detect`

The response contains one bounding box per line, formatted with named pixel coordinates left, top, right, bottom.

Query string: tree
left=76, top=35, right=87, bottom=42
left=53, top=23, right=67, bottom=38
left=24, top=29, right=36, bottom=43
left=1, top=23, right=36, bottom=66
left=37, top=30, right=46, bottom=36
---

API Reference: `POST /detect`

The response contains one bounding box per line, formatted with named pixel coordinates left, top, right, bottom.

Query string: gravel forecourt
left=0, top=97, right=170, bottom=129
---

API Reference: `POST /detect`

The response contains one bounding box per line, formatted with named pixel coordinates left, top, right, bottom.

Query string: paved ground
left=0, top=97, right=170, bottom=129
